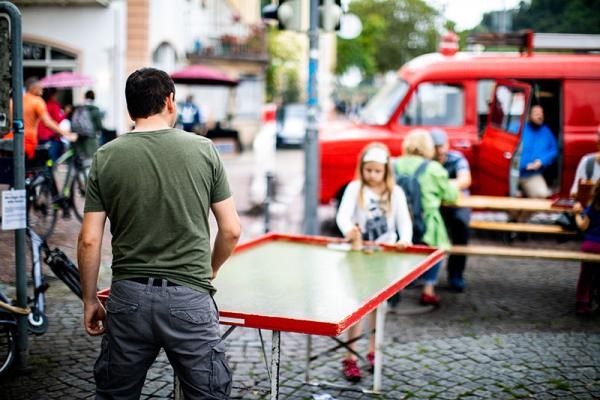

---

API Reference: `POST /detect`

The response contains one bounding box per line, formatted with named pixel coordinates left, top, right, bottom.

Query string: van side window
left=477, top=79, right=495, bottom=133
left=490, top=85, right=527, bottom=135
left=400, top=83, right=464, bottom=127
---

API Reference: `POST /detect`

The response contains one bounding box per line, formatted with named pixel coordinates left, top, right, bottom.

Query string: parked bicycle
left=0, top=228, right=83, bottom=378
left=26, top=145, right=90, bottom=239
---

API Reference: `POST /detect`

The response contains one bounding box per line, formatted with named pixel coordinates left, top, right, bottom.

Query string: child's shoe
left=342, top=358, right=362, bottom=382
left=419, top=292, right=440, bottom=306
left=366, top=352, right=375, bottom=373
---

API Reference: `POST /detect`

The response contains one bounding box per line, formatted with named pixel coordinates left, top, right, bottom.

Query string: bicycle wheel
left=0, top=321, right=16, bottom=378
left=70, top=168, right=87, bottom=222
left=27, top=174, right=58, bottom=240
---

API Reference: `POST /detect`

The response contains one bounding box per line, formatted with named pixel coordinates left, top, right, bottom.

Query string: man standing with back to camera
left=78, top=68, right=241, bottom=399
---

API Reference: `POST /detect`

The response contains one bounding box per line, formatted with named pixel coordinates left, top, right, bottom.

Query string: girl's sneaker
left=420, top=293, right=440, bottom=306
left=342, top=358, right=362, bottom=382
left=367, top=352, right=375, bottom=373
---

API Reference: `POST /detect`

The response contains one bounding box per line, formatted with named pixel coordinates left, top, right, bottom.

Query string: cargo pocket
left=169, top=302, right=214, bottom=329
left=105, top=294, right=139, bottom=315
left=210, top=342, right=232, bottom=399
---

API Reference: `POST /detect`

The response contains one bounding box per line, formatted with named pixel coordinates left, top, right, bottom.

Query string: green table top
left=213, top=238, right=436, bottom=335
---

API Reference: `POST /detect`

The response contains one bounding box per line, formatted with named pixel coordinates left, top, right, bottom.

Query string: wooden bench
left=468, top=220, right=576, bottom=236
left=449, top=245, right=600, bottom=262
left=453, top=195, right=572, bottom=213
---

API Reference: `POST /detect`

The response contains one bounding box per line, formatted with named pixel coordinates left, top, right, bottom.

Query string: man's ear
left=165, top=93, right=176, bottom=114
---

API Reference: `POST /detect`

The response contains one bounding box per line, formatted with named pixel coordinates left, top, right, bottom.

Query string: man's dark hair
left=125, top=68, right=175, bottom=119
left=42, top=87, right=58, bottom=102
left=85, top=90, right=95, bottom=101
left=24, top=77, right=39, bottom=90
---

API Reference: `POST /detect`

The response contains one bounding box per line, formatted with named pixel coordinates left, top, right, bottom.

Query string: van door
left=478, top=80, right=531, bottom=196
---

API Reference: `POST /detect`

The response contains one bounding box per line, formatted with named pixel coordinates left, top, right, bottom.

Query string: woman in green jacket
left=394, top=129, right=459, bottom=306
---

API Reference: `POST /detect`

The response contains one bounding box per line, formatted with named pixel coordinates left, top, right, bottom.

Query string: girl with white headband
left=336, top=142, right=413, bottom=382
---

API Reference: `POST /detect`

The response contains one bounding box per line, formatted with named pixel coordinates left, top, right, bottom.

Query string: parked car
left=277, top=103, right=307, bottom=147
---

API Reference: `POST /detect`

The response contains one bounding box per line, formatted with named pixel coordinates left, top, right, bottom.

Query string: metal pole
left=373, top=301, right=387, bottom=393
left=303, top=0, right=320, bottom=235
left=264, top=172, right=274, bottom=233
left=0, top=1, right=27, bottom=371
left=270, top=330, right=281, bottom=400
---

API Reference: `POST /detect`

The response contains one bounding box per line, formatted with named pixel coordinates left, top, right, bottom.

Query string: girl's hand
left=395, top=240, right=411, bottom=250
left=345, top=225, right=361, bottom=242
left=573, top=202, right=583, bottom=213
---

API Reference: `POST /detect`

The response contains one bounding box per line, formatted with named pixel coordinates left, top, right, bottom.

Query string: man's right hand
left=84, top=300, right=106, bottom=336
left=64, top=131, right=78, bottom=142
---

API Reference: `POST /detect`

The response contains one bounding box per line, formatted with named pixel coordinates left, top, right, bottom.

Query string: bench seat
left=449, top=245, right=600, bottom=262
left=469, top=220, right=576, bottom=235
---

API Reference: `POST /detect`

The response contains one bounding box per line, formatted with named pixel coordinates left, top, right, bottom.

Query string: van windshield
left=360, top=79, right=408, bottom=125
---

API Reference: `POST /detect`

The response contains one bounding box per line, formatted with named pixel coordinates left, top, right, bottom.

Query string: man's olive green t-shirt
left=84, top=128, right=231, bottom=294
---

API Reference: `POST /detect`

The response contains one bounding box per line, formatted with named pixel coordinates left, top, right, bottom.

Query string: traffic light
left=319, top=0, right=342, bottom=32
left=261, top=0, right=303, bottom=32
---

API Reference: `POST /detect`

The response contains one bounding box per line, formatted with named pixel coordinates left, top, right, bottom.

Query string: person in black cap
left=430, top=128, right=472, bottom=292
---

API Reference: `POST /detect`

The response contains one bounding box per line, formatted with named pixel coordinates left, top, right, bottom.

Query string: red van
left=319, top=34, right=600, bottom=204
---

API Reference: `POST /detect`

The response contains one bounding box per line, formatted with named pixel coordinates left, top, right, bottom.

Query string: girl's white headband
left=363, top=147, right=388, bottom=164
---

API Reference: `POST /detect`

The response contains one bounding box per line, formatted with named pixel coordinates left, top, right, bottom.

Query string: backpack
left=70, top=106, right=97, bottom=137
left=396, top=160, right=429, bottom=244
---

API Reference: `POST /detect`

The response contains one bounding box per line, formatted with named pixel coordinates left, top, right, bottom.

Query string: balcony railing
left=187, top=24, right=269, bottom=63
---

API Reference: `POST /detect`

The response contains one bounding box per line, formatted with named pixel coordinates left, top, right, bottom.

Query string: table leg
left=271, top=330, right=281, bottom=400
left=373, top=301, right=387, bottom=392
left=305, top=335, right=312, bottom=383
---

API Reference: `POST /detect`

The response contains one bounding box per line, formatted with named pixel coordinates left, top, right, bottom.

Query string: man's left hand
left=84, top=301, right=106, bottom=336
left=526, top=159, right=542, bottom=171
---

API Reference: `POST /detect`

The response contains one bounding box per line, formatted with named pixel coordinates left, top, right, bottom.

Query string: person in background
left=4, top=77, right=76, bottom=160
left=336, top=142, right=412, bottom=382
left=570, top=125, right=600, bottom=203
left=71, top=90, right=103, bottom=159
left=430, top=128, right=472, bottom=292
left=179, top=94, right=202, bottom=133
left=518, top=105, right=558, bottom=198
left=573, top=179, right=600, bottom=316
left=38, top=87, right=65, bottom=162
left=78, top=68, right=240, bottom=398
left=394, top=129, right=459, bottom=306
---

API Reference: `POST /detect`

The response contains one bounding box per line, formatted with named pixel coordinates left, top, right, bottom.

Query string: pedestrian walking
left=2, top=77, right=75, bottom=160
left=78, top=67, right=241, bottom=399
left=37, top=87, right=66, bottom=162
left=336, top=142, right=412, bottom=381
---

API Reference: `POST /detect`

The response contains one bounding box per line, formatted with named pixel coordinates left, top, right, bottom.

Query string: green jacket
left=394, top=155, right=459, bottom=249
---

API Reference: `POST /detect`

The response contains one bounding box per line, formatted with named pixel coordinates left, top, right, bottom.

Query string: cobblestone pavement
left=1, top=149, right=599, bottom=399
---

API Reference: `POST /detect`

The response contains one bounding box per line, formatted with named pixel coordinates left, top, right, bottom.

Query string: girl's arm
left=336, top=181, right=360, bottom=238
left=393, top=185, right=413, bottom=246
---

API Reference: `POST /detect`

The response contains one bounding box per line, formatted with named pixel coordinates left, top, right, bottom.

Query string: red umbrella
left=40, top=71, right=94, bottom=88
left=170, top=65, right=238, bottom=87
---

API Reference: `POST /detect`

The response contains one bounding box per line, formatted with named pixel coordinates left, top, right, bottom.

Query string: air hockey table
left=99, top=233, right=444, bottom=399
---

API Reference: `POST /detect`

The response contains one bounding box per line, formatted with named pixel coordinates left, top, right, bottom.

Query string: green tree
left=481, top=0, right=600, bottom=34
left=336, top=0, right=439, bottom=78
left=265, top=27, right=303, bottom=103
